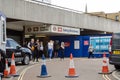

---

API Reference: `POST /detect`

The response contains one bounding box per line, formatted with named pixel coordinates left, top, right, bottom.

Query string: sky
left=51, top=0, right=120, bottom=13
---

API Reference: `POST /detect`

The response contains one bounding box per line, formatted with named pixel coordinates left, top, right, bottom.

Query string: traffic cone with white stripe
left=99, top=52, right=111, bottom=74
left=4, top=59, right=11, bottom=78
left=37, top=54, right=51, bottom=78
left=10, top=53, right=19, bottom=77
left=65, top=53, right=79, bottom=78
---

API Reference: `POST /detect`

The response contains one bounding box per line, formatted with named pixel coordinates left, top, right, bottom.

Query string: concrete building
left=0, top=0, right=120, bottom=44
left=89, top=11, right=120, bottom=21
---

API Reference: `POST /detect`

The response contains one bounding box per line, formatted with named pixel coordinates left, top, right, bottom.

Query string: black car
left=109, top=33, right=120, bottom=70
left=0, top=49, right=5, bottom=73
left=6, top=38, right=32, bottom=65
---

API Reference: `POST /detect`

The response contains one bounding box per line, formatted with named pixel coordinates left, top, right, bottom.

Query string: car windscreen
left=112, top=33, right=120, bottom=50
left=6, top=39, right=21, bottom=49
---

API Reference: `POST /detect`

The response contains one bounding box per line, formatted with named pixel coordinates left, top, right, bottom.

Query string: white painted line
left=103, top=74, right=108, bottom=80
left=112, top=71, right=120, bottom=80
left=18, top=63, right=39, bottom=80
left=105, top=74, right=111, bottom=80
left=102, top=74, right=111, bottom=80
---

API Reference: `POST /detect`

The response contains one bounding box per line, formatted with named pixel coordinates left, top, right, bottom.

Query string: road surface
left=2, top=58, right=117, bottom=80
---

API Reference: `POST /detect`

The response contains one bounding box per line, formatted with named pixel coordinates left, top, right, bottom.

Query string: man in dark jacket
left=0, top=49, right=6, bottom=73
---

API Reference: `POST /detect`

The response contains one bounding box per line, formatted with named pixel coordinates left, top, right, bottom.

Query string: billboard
left=90, top=36, right=112, bottom=54
left=51, top=25, right=80, bottom=35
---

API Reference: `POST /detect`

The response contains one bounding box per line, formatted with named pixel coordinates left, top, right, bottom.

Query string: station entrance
left=6, top=19, right=112, bottom=58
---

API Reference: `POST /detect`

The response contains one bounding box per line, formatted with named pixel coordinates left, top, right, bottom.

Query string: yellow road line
left=18, top=63, right=39, bottom=80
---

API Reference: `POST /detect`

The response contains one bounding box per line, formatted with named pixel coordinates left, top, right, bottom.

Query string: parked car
left=6, top=38, right=32, bottom=65
left=0, top=49, right=5, bottom=73
left=109, top=33, right=120, bottom=70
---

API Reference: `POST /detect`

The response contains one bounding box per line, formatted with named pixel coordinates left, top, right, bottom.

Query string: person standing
left=35, top=39, right=40, bottom=62
left=0, top=49, right=5, bottom=74
left=54, top=41, right=59, bottom=58
left=23, top=41, right=28, bottom=48
left=27, top=38, right=36, bottom=61
left=39, top=41, right=44, bottom=58
left=60, top=42, right=65, bottom=60
left=108, top=45, right=111, bottom=54
left=88, top=44, right=94, bottom=58
left=48, top=40, right=54, bottom=60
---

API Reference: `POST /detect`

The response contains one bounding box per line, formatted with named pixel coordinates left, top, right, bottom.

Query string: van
left=109, top=33, right=120, bottom=69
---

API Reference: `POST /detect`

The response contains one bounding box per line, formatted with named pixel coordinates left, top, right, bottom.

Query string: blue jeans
left=48, top=49, right=53, bottom=59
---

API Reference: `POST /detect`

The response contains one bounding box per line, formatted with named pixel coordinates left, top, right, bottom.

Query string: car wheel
left=22, top=55, right=30, bottom=65
left=114, top=65, right=120, bottom=70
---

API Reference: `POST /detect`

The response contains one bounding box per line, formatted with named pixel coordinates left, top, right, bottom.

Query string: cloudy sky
left=51, top=0, right=120, bottom=13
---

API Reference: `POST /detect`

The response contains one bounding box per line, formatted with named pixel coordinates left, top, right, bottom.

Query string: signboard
left=90, top=36, right=112, bottom=54
left=25, top=24, right=80, bottom=35
left=64, top=42, right=70, bottom=47
left=84, top=40, right=89, bottom=45
left=1, top=16, right=6, bottom=43
left=0, top=11, right=6, bottom=52
left=51, top=25, right=80, bottom=35
left=25, top=25, right=50, bottom=34
left=74, top=40, right=80, bottom=49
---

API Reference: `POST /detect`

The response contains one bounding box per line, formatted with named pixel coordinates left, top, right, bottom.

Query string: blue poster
left=90, top=36, right=111, bottom=54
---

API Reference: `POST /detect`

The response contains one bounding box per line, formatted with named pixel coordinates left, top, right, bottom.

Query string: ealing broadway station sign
left=51, top=25, right=80, bottom=35
left=25, top=25, right=80, bottom=35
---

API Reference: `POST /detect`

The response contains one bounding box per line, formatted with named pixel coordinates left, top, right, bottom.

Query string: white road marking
left=18, top=63, right=39, bottom=80
left=112, top=71, right=120, bottom=80
left=103, top=74, right=111, bottom=80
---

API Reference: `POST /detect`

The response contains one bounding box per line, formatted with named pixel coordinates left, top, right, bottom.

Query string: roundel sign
left=27, top=27, right=32, bottom=32
left=53, top=26, right=57, bottom=31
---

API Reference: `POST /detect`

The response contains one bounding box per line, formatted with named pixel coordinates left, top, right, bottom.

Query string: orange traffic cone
left=99, top=52, right=111, bottom=74
left=65, top=53, right=79, bottom=78
left=10, top=53, right=19, bottom=77
left=4, top=59, right=11, bottom=78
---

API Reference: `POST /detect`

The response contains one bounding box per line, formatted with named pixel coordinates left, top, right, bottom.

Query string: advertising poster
left=74, top=40, right=80, bottom=49
left=90, top=36, right=112, bottom=54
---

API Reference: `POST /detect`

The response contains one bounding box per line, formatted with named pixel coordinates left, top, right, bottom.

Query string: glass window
left=115, top=15, right=119, bottom=21
left=112, top=33, right=120, bottom=50
left=9, top=40, right=21, bottom=49
left=6, top=40, right=10, bottom=47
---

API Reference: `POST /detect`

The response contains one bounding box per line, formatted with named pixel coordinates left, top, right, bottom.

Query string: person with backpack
left=27, top=38, right=36, bottom=61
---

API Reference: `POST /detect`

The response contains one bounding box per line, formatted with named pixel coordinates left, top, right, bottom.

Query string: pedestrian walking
left=60, top=42, right=65, bottom=60
left=27, top=38, right=36, bottom=61
left=48, top=40, right=54, bottom=60
left=88, top=44, right=94, bottom=58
